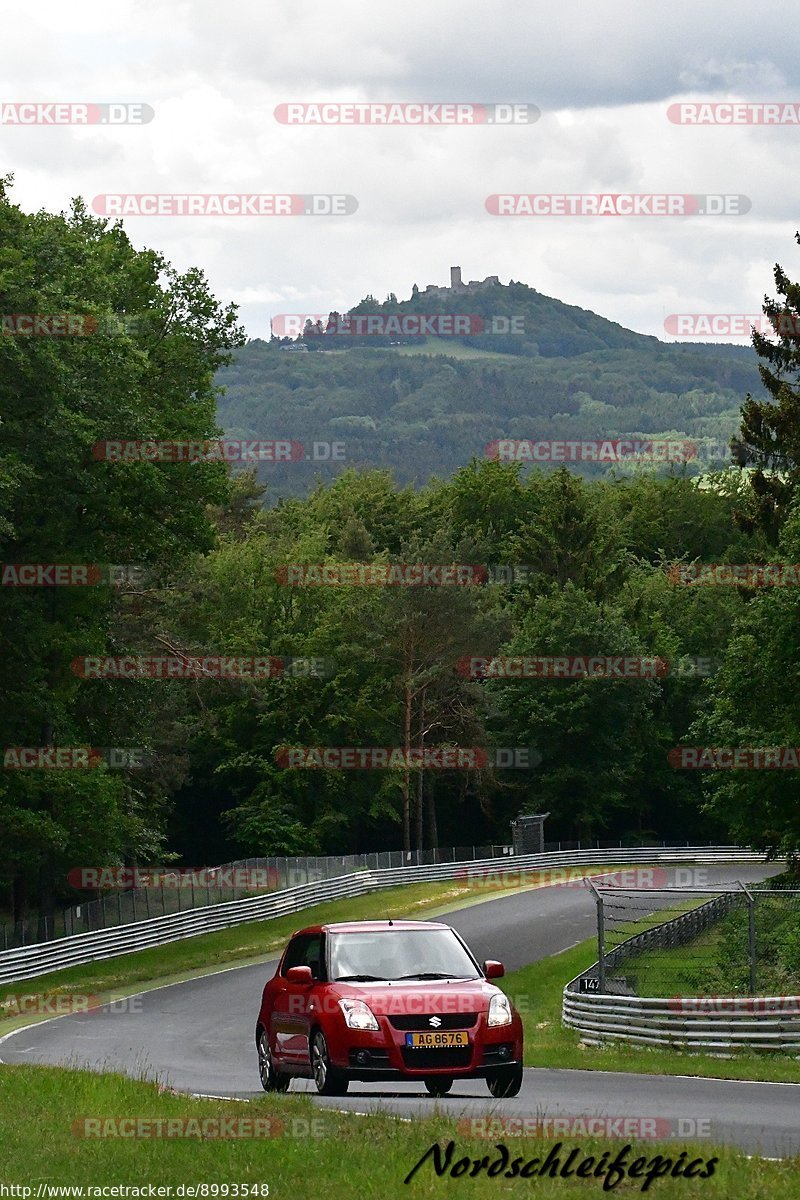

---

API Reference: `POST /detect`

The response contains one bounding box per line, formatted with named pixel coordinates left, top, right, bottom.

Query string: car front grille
left=388, top=1013, right=480, bottom=1031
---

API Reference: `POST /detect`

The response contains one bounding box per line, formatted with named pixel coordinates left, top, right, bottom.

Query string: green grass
left=504, top=938, right=800, bottom=1083
left=625, top=924, right=726, bottom=998
left=1, top=1064, right=798, bottom=1197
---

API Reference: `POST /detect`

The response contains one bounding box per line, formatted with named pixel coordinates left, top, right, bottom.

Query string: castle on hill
left=416, top=266, right=502, bottom=297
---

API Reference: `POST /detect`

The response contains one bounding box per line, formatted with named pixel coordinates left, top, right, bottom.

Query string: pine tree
left=734, top=232, right=800, bottom=540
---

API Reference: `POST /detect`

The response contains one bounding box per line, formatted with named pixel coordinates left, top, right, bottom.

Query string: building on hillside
left=420, top=267, right=502, bottom=296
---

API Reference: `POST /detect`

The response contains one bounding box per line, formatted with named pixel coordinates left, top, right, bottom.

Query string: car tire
left=423, top=1077, right=453, bottom=1097
left=486, top=1065, right=523, bottom=1098
left=258, top=1030, right=290, bottom=1093
left=310, top=1029, right=349, bottom=1096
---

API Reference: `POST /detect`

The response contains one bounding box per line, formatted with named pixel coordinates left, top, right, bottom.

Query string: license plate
left=405, top=1031, right=468, bottom=1048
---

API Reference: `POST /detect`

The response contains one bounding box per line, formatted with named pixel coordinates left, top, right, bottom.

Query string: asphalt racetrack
left=3, top=863, right=798, bottom=1158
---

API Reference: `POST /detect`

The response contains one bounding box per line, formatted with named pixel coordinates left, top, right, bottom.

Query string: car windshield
left=328, top=927, right=482, bottom=982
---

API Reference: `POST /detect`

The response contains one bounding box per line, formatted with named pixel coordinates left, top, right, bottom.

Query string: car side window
left=304, top=934, right=323, bottom=980
left=282, top=935, right=311, bottom=975
left=282, top=934, right=324, bottom=978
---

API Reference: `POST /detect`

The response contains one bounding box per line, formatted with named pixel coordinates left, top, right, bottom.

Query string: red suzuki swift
left=255, top=919, right=524, bottom=1097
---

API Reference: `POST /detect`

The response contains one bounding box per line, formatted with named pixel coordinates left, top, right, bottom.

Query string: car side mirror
left=484, top=960, right=504, bottom=979
left=286, top=965, right=314, bottom=985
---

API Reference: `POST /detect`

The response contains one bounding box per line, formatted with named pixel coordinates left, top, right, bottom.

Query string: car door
left=271, top=933, right=324, bottom=1068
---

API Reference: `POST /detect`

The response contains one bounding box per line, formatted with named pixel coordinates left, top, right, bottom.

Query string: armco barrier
left=0, top=845, right=764, bottom=985
left=563, top=884, right=800, bottom=1054
left=562, top=988, right=800, bottom=1054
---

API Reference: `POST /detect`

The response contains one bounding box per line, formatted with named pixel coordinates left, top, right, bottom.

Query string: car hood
left=328, top=978, right=505, bottom=1015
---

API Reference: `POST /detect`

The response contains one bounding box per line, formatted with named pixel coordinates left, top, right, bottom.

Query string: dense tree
left=692, top=502, right=800, bottom=861
left=0, top=178, right=244, bottom=920
left=735, top=233, right=800, bottom=539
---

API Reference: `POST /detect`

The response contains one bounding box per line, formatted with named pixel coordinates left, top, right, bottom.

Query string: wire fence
left=0, top=837, right=689, bottom=950
left=587, top=882, right=800, bottom=997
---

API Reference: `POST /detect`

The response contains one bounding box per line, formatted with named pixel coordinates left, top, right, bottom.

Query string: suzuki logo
left=429, top=1016, right=442, bottom=1028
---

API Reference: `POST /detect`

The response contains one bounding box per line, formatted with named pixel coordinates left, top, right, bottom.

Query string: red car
left=255, top=919, right=524, bottom=1097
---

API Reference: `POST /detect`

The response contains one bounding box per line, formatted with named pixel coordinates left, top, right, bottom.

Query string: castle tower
left=450, top=266, right=462, bottom=290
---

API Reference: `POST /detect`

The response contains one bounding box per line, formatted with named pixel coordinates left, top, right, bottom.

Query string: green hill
left=217, top=279, right=764, bottom=498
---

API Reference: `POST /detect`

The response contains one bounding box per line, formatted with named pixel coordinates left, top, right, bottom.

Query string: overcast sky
left=3, top=0, right=800, bottom=343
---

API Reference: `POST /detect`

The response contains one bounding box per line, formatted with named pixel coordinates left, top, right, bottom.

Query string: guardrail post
left=736, top=881, right=757, bottom=994
left=585, top=878, right=605, bottom=992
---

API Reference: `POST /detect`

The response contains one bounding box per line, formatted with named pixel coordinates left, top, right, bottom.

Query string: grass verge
left=0, top=1064, right=797, bottom=1197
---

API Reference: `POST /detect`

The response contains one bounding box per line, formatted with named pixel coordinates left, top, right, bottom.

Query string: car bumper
left=333, top=1021, right=523, bottom=1078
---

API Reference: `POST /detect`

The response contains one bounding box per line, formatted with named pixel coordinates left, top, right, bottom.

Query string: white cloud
left=1, top=0, right=799, bottom=343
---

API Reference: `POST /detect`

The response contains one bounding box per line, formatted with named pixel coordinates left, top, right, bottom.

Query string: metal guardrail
left=0, top=845, right=764, bottom=986
left=5, top=840, right=649, bottom=948
left=562, top=987, right=800, bottom=1054
left=563, top=882, right=800, bottom=1053
left=2, top=843, right=515, bottom=949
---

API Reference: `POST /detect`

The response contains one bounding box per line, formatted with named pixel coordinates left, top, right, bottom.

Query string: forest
left=3, top=177, right=800, bottom=924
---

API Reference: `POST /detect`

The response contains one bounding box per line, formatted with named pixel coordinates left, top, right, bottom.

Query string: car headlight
left=487, top=993, right=513, bottom=1027
left=338, top=998, right=380, bottom=1030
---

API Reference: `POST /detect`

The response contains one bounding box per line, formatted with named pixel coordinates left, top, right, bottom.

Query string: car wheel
left=258, top=1030, right=290, bottom=1092
left=424, top=1077, right=453, bottom=1097
left=487, top=1065, right=523, bottom=1098
left=310, top=1030, right=349, bottom=1096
